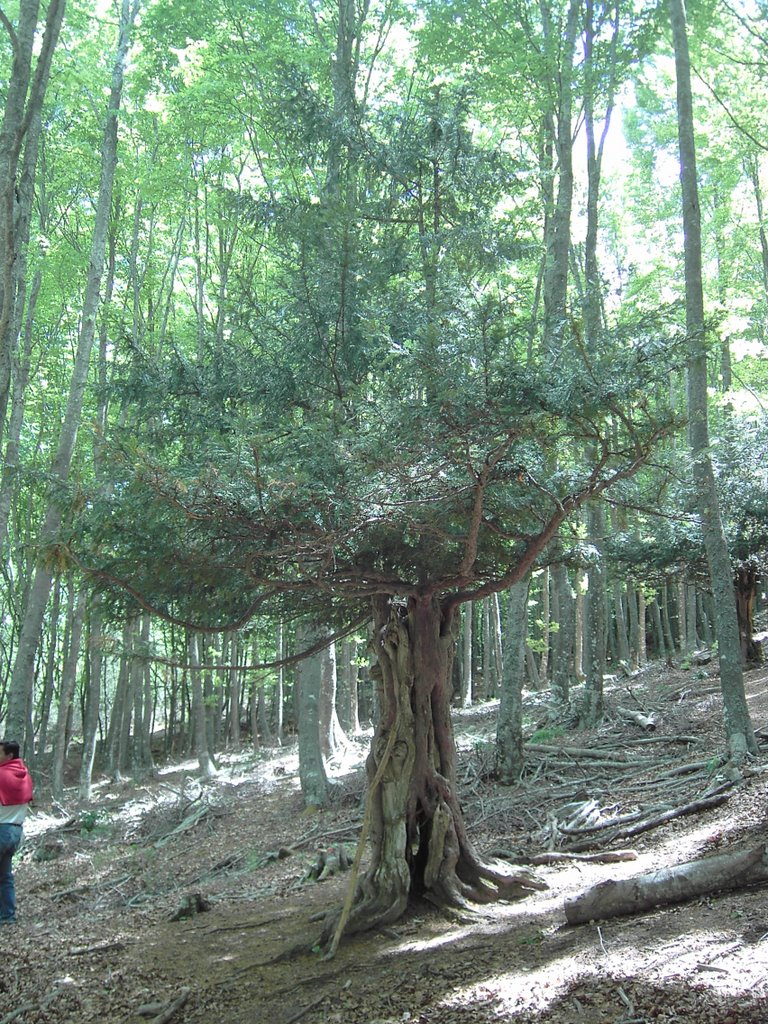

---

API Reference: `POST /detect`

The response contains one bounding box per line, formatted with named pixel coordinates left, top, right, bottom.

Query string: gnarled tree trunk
left=322, top=594, right=545, bottom=945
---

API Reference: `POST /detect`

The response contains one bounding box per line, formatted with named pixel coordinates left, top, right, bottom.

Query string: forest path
left=7, top=663, right=768, bottom=1024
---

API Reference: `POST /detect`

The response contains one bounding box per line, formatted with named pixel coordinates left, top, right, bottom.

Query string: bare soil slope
left=6, top=664, right=768, bottom=1024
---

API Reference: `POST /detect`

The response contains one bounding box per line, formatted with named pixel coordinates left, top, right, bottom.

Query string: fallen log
left=564, top=844, right=768, bottom=925
left=617, top=706, right=657, bottom=731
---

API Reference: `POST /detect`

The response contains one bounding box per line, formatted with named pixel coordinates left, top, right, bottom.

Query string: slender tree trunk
left=257, top=681, right=272, bottom=745
left=496, top=579, right=530, bottom=784
left=574, top=570, right=584, bottom=683
left=482, top=597, right=493, bottom=698
left=491, top=593, right=504, bottom=693
left=540, top=0, right=579, bottom=357
left=0, top=0, right=66, bottom=435
left=296, top=621, right=330, bottom=809
left=250, top=677, right=260, bottom=752
left=338, top=637, right=361, bottom=734
left=0, top=265, right=40, bottom=556
left=580, top=0, right=617, bottom=721
left=274, top=622, right=284, bottom=745
left=661, top=583, right=676, bottom=656
left=735, top=564, right=761, bottom=663
left=612, top=580, right=631, bottom=666
left=697, top=591, right=713, bottom=649
left=637, top=589, right=647, bottom=666
left=34, top=572, right=61, bottom=764
left=131, top=614, right=153, bottom=777
left=526, top=645, right=541, bottom=690
left=669, top=0, right=756, bottom=758
left=550, top=565, right=572, bottom=706
left=319, top=638, right=347, bottom=759
left=685, top=582, right=699, bottom=652
left=228, top=632, right=241, bottom=745
left=675, top=577, right=687, bottom=654
left=539, top=568, right=550, bottom=682
left=79, top=594, right=103, bottom=800
left=189, top=631, right=215, bottom=778
left=461, top=602, right=473, bottom=707
left=107, top=620, right=132, bottom=780
left=582, top=550, right=607, bottom=724
left=650, top=597, right=666, bottom=661
left=4, top=0, right=138, bottom=742
left=747, top=153, right=768, bottom=304
left=628, top=584, right=640, bottom=668
left=51, top=585, right=87, bottom=799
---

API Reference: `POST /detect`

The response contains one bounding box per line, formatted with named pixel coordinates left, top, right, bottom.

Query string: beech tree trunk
left=273, top=622, right=285, bottom=745
left=0, top=0, right=65, bottom=436
left=538, top=568, right=550, bottom=682
left=189, top=632, right=215, bottom=779
left=551, top=565, right=573, bottom=707
left=496, top=579, right=529, bottom=784
left=34, top=573, right=61, bottom=764
left=296, top=620, right=330, bottom=809
left=79, top=594, right=103, bottom=800
left=51, top=584, right=87, bottom=799
left=4, top=0, right=137, bottom=743
left=338, top=637, right=361, bottom=734
left=460, top=602, right=473, bottom=707
left=669, top=0, right=756, bottom=758
left=321, top=595, right=545, bottom=945
left=319, top=638, right=347, bottom=759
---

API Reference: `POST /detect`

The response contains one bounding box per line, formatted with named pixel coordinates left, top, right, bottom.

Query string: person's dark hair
left=0, top=740, right=20, bottom=759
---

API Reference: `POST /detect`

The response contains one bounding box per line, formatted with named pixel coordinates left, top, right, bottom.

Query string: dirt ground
left=5, top=663, right=768, bottom=1024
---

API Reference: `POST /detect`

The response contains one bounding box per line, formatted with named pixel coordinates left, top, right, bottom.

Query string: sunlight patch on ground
left=650, top=805, right=762, bottom=864
left=157, top=757, right=201, bottom=776
left=326, top=735, right=371, bottom=778
left=435, top=921, right=768, bottom=1020
left=651, top=929, right=768, bottom=995
left=23, top=809, right=70, bottom=838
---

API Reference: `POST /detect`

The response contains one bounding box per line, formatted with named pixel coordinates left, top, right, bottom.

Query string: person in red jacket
left=0, top=740, right=33, bottom=925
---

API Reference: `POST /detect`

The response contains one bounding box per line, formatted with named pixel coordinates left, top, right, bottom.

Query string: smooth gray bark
left=296, top=621, right=330, bottom=808
left=107, top=620, right=132, bottom=780
left=461, top=602, right=473, bottom=707
left=496, top=579, right=530, bottom=784
left=668, top=0, right=756, bottom=757
left=0, top=0, right=65, bottom=434
left=338, top=637, right=361, bottom=734
left=51, top=585, right=87, bottom=799
left=78, top=594, right=104, bottom=801
left=550, top=565, right=573, bottom=707
left=5, top=0, right=138, bottom=742
left=274, top=621, right=285, bottom=745
left=189, top=632, right=215, bottom=779
left=319, top=638, right=347, bottom=759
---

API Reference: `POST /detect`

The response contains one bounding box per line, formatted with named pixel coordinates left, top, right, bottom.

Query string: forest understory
left=6, top=662, right=768, bottom=1024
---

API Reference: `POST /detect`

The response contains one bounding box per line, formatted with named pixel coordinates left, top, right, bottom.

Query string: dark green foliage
left=70, top=3, right=684, bottom=634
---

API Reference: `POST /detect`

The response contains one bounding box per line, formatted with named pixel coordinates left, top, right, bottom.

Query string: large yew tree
left=86, top=143, right=680, bottom=960
left=71, top=0, right=684, bottom=945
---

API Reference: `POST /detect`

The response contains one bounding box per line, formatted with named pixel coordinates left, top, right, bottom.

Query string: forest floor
left=6, top=662, right=768, bottom=1024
